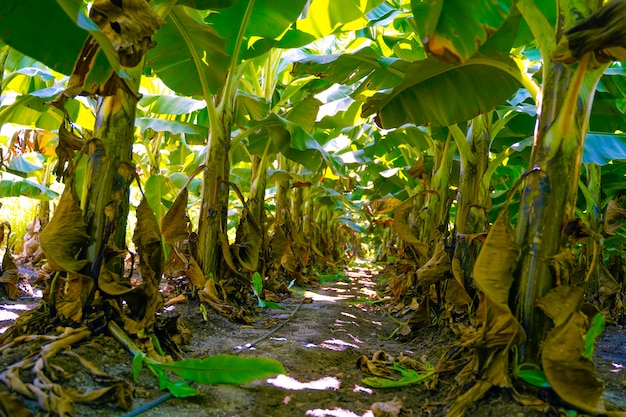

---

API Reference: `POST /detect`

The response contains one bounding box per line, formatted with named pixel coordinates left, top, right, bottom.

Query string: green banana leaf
left=363, top=55, right=521, bottom=127
left=205, top=0, right=309, bottom=60
left=292, top=47, right=408, bottom=97
left=244, top=114, right=339, bottom=172
left=175, top=0, right=237, bottom=9
left=139, top=94, right=207, bottom=115
left=0, top=0, right=123, bottom=84
left=153, top=355, right=285, bottom=385
left=412, top=0, right=513, bottom=63
left=0, top=173, right=59, bottom=200
left=135, top=118, right=206, bottom=136
left=583, top=133, right=626, bottom=165
left=147, top=6, right=230, bottom=97
left=297, top=0, right=386, bottom=38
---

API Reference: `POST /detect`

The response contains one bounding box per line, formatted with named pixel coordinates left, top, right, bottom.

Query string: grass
left=0, top=197, right=38, bottom=250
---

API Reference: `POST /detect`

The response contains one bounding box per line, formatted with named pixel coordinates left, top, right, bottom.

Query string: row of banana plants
left=1, top=0, right=626, bottom=414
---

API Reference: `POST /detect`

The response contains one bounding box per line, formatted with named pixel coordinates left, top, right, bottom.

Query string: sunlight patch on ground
left=302, top=290, right=351, bottom=302
left=319, top=339, right=360, bottom=351
left=306, top=408, right=374, bottom=417
left=0, top=310, right=19, bottom=321
left=267, top=374, right=340, bottom=391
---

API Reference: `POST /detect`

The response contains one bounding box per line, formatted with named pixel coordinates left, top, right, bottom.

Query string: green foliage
left=584, top=314, right=605, bottom=359
left=134, top=354, right=286, bottom=398
left=252, top=272, right=288, bottom=310
left=517, top=369, right=551, bottom=388
left=361, top=363, right=436, bottom=388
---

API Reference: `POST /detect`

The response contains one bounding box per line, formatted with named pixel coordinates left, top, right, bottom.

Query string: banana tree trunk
left=197, top=110, right=232, bottom=278
left=84, top=75, right=139, bottom=282
left=454, top=115, right=491, bottom=235
left=513, top=56, right=606, bottom=362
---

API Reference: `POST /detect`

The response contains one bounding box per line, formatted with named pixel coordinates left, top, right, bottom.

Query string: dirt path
left=1, top=262, right=625, bottom=416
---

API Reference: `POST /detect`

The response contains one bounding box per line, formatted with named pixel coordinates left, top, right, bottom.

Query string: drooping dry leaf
left=0, top=249, right=19, bottom=299
left=281, top=245, right=298, bottom=272
left=604, top=199, right=626, bottom=236
left=0, top=386, right=32, bottom=417
left=357, top=351, right=396, bottom=379
left=472, top=210, right=519, bottom=305
left=445, top=278, right=472, bottom=314
left=538, top=285, right=606, bottom=414
left=417, top=240, right=450, bottom=287
left=128, top=198, right=164, bottom=331
left=393, top=195, right=428, bottom=257
left=40, top=187, right=89, bottom=275
left=133, top=198, right=163, bottom=285
left=234, top=206, right=261, bottom=273
left=218, top=224, right=244, bottom=276
left=186, top=255, right=206, bottom=288
left=446, top=380, right=492, bottom=417
left=90, top=0, right=165, bottom=67
left=98, top=267, right=133, bottom=296
left=161, top=187, right=189, bottom=245
left=53, top=273, right=93, bottom=323
left=368, top=196, right=403, bottom=215
left=598, top=263, right=621, bottom=314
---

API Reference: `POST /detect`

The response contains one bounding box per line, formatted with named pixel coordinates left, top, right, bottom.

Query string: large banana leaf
left=245, top=114, right=337, bottom=172
left=583, top=133, right=626, bottom=165
left=205, top=0, right=309, bottom=60
left=362, top=55, right=521, bottom=127
left=411, top=0, right=513, bottom=63
left=0, top=0, right=123, bottom=82
left=297, top=0, right=386, bottom=38
left=0, top=0, right=86, bottom=74
left=176, top=0, right=237, bottom=9
left=292, top=47, right=408, bottom=98
left=146, top=6, right=230, bottom=97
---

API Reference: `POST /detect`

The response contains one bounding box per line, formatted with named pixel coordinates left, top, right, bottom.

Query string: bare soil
left=1, top=262, right=625, bottom=417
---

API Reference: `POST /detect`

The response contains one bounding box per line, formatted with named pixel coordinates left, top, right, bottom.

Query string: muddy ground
left=0, top=262, right=625, bottom=417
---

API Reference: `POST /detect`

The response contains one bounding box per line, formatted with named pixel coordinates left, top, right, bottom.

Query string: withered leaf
left=133, top=197, right=163, bottom=285
left=90, top=0, right=166, bottom=67
left=393, top=195, right=428, bottom=256
left=161, top=187, right=189, bottom=244
left=40, top=186, right=89, bottom=275
left=472, top=209, right=519, bottom=305
left=540, top=293, right=606, bottom=414
left=0, top=249, right=19, bottom=299
left=604, top=199, right=626, bottom=236
left=417, top=241, right=450, bottom=287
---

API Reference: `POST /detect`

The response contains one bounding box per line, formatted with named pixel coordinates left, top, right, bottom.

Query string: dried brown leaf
left=472, top=210, right=519, bottom=305
left=54, top=274, right=93, bottom=323
left=604, top=199, right=626, bottom=236
left=393, top=195, right=428, bottom=256
left=417, top=241, right=450, bottom=287
left=539, top=285, right=606, bottom=414
left=99, top=267, right=132, bottom=296
left=161, top=187, right=189, bottom=244
left=0, top=387, right=32, bottom=417
left=186, top=255, right=206, bottom=288
left=133, top=197, right=163, bottom=285
left=0, top=249, right=19, bottom=299
left=91, top=0, right=165, bottom=67
left=40, top=187, right=89, bottom=275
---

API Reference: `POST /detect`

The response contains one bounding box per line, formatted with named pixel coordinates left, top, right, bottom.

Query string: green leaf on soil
left=518, top=369, right=551, bottom=388
left=152, top=355, right=285, bottom=385
left=361, top=363, right=435, bottom=388
left=132, top=352, right=146, bottom=382
left=584, top=313, right=605, bottom=359
left=150, top=365, right=199, bottom=398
